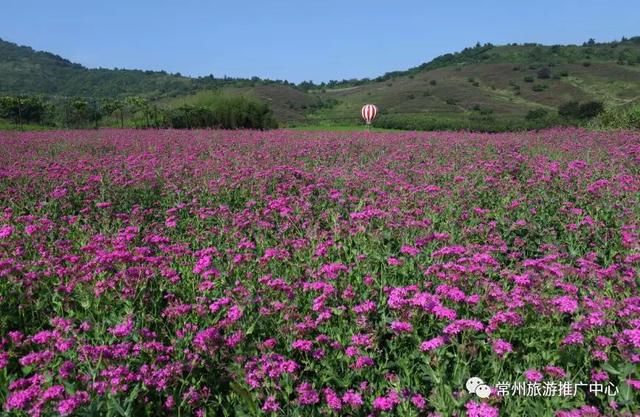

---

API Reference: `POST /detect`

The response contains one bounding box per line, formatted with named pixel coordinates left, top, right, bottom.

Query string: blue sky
left=2, top=0, right=639, bottom=83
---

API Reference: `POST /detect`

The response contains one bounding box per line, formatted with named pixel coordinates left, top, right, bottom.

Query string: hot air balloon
left=361, top=104, right=378, bottom=126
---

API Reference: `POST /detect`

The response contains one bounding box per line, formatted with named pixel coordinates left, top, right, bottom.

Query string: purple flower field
left=0, top=128, right=639, bottom=416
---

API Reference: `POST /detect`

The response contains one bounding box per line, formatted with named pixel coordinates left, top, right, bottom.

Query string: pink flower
left=261, top=395, right=280, bottom=412
left=109, top=317, right=134, bottom=338
left=443, top=319, right=484, bottom=335
left=465, top=400, right=499, bottom=417
left=0, top=224, right=13, bottom=239
left=351, top=333, right=373, bottom=347
left=543, top=366, right=566, bottom=378
left=319, top=262, right=348, bottom=279
left=387, top=257, right=403, bottom=266
left=342, top=390, right=363, bottom=408
left=353, top=355, right=374, bottom=368
left=591, top=369, right=608, bottom=382
left=292, top=339, right=313, bottom=352
left=165, top=216, right=177, bottom=228
left=594, top=335, right=612, bottom=347
left=400, top=245, right=420, bottom=256
left=165, top=395, right=175, bottom=410
left=621, top=329, right=640, bottom=348
left=193, top=255, right=212, bottom=275
left=411, top=394, right=426, bottom=409
left=492, top=339, right=513, bottom=357
left=50, top=187, right=68, bottom=199
left=372, top=394, right=398, bottom=411
left=420, top=336, right=445, bottom=352
left=297, top=382, right=319, bottom=405
left=562, top=332, right=584, bottom=345
left=524, top=369, right=544, bottom=382
left=390, top=321, right=413, bottom=334
left=57, top=391, right=90, bottom=415
left=323, top=388, right=342, bottom=411
left=552, top=296, right=579, bottom=314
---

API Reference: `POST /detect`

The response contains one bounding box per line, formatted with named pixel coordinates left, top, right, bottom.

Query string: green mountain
left=1, top=36, right=640, bottom=126
left=0, top=38, right=298, bottom=98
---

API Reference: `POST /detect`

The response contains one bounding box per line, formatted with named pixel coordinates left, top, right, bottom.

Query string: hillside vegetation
left=1, top=37, right=639, bottom=130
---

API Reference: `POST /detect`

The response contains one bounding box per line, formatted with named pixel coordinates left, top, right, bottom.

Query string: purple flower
left=372, top=395, right=396, bottom=411
left=411, top=394, right=426, bottom=409
left=323, top=388, right=342, bottom=411
left=262, top=395, right=280, bottom=412
left=0, top=224, right=13, bottom=239
left=420, top=336, right=445, bottom=352
left=524, top=369, right=544, bottom=382
left=552, top=296, right=579, bottom=314
left=297, top=382, right=320, bottom=405
left=465, top=400, right=499, bottom=417
left=387, top=257, right=403, bottom=266
left=342, top=390, right=363, bottom=408
left=390, top=321, right=413, bottom=334
left=292, top=339, right=313, bottom=352
left=492, top=339, right=513, bottom=357
left=400, top=245, right=420, bottom=256
left=109, top=317, right=134, bottom=338
left=562, top=332, right=584, bottom=346
left=543, top=366, right=566, bottom=378
left=57, top=391, right=90, bottom=415
left=443, top=319, right=484, bottom=335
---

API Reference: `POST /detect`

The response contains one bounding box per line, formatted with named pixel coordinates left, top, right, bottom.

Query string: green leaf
left=230, top=381, right=258, bottom=416
left=601, top=362, right=620, bottom=375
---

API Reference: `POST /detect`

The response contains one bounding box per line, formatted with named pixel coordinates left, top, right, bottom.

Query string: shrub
left=558, top=101, right=581, bottom=118
left=594, top=104, right=640, bottom=129
left=526, top=108, right=548, bottom=120
left=165, top=96, right=277, bottom=129
left=577, top=101, right=604, bottom=119
left=524, top=76, right=534, bottom=83
left=537, top=67, right=552, bottom=79
left=429, top=80, right=437, bottom=86
left=532, top=84, right=547, bottom=92
left=583, top=61, right=592, bottom=67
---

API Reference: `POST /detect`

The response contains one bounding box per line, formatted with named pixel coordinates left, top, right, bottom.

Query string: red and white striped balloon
left=361, top=104, right=378, bottom=125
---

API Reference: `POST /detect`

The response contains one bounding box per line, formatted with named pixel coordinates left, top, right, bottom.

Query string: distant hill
left=1, top=36, right=639, bottom=126
left=0, top=38, right=296, bottom=98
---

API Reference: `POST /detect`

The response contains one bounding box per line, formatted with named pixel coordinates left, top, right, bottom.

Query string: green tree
left=102, top=98, right=125, bottom=128
left=558, top=101, right=580, bottom=118
left=577, top=101, right=604, bottom=119
left=0, top=96, right=47, bottom=129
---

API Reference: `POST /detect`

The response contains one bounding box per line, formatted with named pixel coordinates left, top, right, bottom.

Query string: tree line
left=0, top=95, right=277, bottom=130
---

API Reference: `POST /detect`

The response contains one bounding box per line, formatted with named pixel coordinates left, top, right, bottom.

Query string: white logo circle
left=466, top=377, right=484, bottom=394
left=475, top=384, right=491, bottom=398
